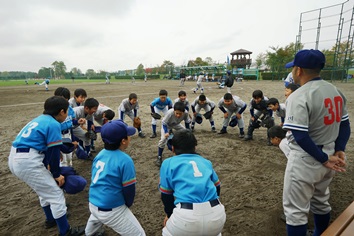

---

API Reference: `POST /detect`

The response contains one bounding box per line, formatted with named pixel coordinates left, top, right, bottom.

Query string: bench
left=322, top=201, right=354, bottom=236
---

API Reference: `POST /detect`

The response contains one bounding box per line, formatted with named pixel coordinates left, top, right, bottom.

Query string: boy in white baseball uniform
left=69, top=88, right=87, bottom=108
left=283, top=49, right=350, bottom=236
left=190, top=94, right=216, bottom=132
left=267, top=98, right=286, bottom=127
left=72, top=98, right=99, bottom=158
left=119, top=93, right=145, bottom=138
left=156, top=102, right=191, bottom=167
left=193, top=72, right=205, bottom=94
left=217, top=93, right=247, bottom=137
left=8, top=96, right=85, bottom=236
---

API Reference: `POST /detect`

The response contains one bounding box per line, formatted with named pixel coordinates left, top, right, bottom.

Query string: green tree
left=51, top=61, right=67, bottom=79
left=136, top=63, right=145, bottom=75
left=205, top=57, right=214, bottom=65
left=255, top=53, right=266, bottom=69
left=70, top=67, right=82, bottom=76
left=264, top=43, right=300, bottom=80
left=160, top=60, right=175, bottom=74
left=323, top=41, right=354, bottom=68
left=38, top=67, right=52, bottom=78
left=85, top=69, right=96, bottom=77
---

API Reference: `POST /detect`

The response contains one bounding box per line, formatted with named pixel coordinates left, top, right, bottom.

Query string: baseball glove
left=203, top=111, right=213, bottom=119
left=151, top=112, right=162, bottom=120
left=85, top=130, right=97, bottom=140
left=133, top=116, right=141, bottom=128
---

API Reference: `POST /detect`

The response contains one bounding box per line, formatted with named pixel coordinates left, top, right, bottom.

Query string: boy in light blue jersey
left=85, top=120, right=145, bottom=236
left=150, top=89, right=173, bottom=138
left=159, top=129, right=226, bottom=235
left=8, top=96, right=85, bottom=236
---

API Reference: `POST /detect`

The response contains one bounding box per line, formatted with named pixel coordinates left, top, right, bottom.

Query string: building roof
left=230, top=49, right=253, bottom=55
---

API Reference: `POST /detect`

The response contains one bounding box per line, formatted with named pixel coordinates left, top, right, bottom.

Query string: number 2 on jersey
left=92, top=161, right=105, bottom=184
left=189, top=161, right=203, bottom=177
left=324, top=96, right=343, bottom=125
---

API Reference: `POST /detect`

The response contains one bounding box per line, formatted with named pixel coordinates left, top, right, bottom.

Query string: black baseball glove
left=85, top=130, right=97, bottom=140
left=151, top=112, right=162, bottom=120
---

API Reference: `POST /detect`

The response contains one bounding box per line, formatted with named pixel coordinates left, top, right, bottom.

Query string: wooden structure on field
left=230, top=49, right=252, bottom=69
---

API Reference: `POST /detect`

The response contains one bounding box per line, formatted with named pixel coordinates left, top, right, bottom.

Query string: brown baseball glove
left=133, top=116, right=141, bottom=128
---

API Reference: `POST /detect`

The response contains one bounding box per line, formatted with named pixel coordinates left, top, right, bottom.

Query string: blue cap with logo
left=285, top=49, right=325, bottom=69
left=101, top=119, right=136, bottom=144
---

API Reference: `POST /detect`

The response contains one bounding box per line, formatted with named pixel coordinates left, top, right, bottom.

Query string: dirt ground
left=0, top=79, right=353, bottom=236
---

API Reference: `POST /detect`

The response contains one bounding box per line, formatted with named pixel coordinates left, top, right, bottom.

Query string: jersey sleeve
left=159, top=159, right=174, bottom=195
left=283, top=92, right=309, bottom=132
left=121, top=157, right=137, bottom=188
left=47, top=119, right=63, bottom=148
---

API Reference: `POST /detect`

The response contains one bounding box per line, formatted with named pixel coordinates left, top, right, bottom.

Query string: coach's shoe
left=155, top=156, right=162, bottom=167
left=243, top=135, right=253, bottom=141
left=150, top=133, right=157, bottom=138
left=218, top=129, right=227, bottom=134
left=63, top=225, right=85, bottom=236
left=211, top=126, right=216, bottom=132
left=138, top=132, right=146, bottom=138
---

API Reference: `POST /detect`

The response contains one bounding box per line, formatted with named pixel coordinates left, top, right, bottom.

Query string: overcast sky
left=0, top=0, right=349, bottom=72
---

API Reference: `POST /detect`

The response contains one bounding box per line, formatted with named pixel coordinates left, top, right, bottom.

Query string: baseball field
left=0, top=79, right=353, bottom=235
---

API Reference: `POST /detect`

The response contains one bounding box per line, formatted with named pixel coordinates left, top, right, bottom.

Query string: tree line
left=1, top=41, right=352, bottom=80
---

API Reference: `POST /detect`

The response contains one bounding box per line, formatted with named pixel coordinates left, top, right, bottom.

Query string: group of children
left=8, top=79, right=300, bottom=235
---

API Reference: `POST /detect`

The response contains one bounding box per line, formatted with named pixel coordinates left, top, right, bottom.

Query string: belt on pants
left=98, top=207, right=112, bottom=212
left=16, top=148, right=45, bottom=154
left=180, top=199, right=220, bottom=210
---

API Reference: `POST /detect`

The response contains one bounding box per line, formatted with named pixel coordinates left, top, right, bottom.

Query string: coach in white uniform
left=283, top=49, right=350, bottom=236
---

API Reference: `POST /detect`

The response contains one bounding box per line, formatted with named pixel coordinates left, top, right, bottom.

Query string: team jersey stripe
left=122, top=178, right=136, bottom=187
left=159, top=186, right=173, bottom=194
left=47, top=140, right=63, bottom=147
left=283, top=124, right=308, bottom=131
left=214, top=179, right=221, bottom=187
left=342, top=114, right=349, bottom=121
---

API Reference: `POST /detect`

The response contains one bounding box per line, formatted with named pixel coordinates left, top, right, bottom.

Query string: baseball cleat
left=150, top=133, right=157, bottom=138
left=211, top=127, right=216, bottom=132
left=239, top=133, right=245, bottom=138
left=155, top=156, right=162, bottom=167
left=138, top=132, right=146, bottom=138
left=243, top=135, right=253, bottom=141
left=63, top=226, right=86, bottom=236
left=44, top=220, right=56, bottom=229
left=218, top=129, right=227, bottom=134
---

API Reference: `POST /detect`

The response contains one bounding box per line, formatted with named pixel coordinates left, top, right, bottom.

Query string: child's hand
left=78, top=118, right=86, bottom=125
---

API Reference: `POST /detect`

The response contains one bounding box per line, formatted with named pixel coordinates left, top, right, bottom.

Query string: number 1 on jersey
left=189, top=161, right=203, bottom=177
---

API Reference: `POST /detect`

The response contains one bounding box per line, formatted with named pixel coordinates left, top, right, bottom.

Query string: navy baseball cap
left=101, top=119, right=136, bottom=144
left=285, top=49, right=325, bottom=69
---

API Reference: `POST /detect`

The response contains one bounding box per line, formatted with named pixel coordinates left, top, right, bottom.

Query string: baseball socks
left=239, top=128, right=245, bottom=138
left=150, top=125, right=157, bottom=138
left=313, top=212, right=330, bottom=235
left=156, top=148, right=164, bottom=167
left=210, top=121, right=216, bottom=132
left=42, top=205, right=55, bottom=228
left=286, top=224, right=307, bottom=236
